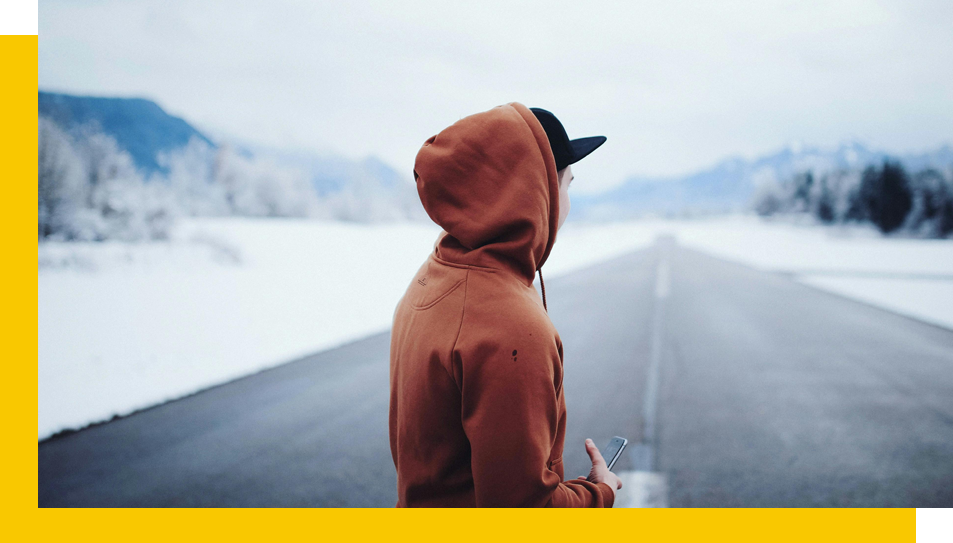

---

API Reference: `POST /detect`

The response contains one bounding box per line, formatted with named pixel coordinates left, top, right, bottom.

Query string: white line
left=635, top=251, right=667, bottom=470
left=619, top=240, right=671, bottom=507
left=642, top=298, right=662, bottom=446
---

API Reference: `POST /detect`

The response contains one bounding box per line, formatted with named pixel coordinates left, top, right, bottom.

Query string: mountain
left=572, top=141, right=953, bottom=219
left=39, top=91, right=215, bottom=175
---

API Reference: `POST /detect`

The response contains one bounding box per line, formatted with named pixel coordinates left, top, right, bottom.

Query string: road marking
left=618, top=239, right=671, bottom=507
left=640, top=250, right=666, bottom=467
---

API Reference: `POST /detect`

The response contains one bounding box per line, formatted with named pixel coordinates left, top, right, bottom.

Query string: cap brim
left=567, top=135, right=607, bottom=166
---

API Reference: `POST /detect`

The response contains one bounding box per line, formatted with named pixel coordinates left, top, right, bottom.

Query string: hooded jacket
left=388, top=102, right=614, bottom=507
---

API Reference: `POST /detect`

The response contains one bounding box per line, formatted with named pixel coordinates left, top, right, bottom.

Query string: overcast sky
left=40, top=0, right=953, bottom=193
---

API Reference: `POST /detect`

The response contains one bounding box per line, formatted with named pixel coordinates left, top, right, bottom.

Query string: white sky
left=39, top=0, right=953, bottom=194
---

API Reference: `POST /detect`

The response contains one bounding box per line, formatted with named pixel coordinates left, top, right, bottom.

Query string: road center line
left=641, top=244, right=667, bottom=468
left=616, top=238, right=670, bottom=507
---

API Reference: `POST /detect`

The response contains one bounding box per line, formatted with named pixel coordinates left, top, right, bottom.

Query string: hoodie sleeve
left=456, top=328, right=615, bottom=508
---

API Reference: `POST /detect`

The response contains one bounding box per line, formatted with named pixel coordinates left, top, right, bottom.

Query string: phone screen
left=602, top=436, right=627, bottom=471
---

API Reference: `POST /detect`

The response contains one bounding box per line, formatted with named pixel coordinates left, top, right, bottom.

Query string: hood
left=413, top=102, right=559, bottom=286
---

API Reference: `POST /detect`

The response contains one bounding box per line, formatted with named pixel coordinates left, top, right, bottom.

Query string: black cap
left=530, top=107, right=606, bottom=171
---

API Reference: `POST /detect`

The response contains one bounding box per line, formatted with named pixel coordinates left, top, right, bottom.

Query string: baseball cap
left=530, top=107, right=607, bottom=171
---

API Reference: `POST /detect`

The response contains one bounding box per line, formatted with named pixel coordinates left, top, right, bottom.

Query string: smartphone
left=602, top=436, right=628, bottom=471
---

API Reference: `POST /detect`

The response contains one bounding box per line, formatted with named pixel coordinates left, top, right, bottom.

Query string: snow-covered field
left=37, top=217, right=657, bottom=439
left=38, top=215, right=953, bottom=439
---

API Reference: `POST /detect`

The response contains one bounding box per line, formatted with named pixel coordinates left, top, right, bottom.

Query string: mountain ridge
left=39, top=90, right=951, bottom=221
left=39, top=91, right=215, bottom=175
left=572, top=140, right=953, bottom=219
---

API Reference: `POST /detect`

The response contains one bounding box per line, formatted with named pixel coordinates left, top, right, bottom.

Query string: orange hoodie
left=388, top=102, right=614, bottom=507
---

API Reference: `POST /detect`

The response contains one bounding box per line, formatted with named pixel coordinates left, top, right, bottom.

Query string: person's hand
left=576, top=438, right=623, bottom=499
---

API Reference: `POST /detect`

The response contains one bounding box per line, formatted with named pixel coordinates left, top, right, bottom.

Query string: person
left=388, top=102, right=621, bottom=507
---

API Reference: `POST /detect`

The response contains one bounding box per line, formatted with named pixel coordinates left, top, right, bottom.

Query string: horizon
left=39, top=1, right=953, bottom=194
left=38, top=87, right=952, bottom=196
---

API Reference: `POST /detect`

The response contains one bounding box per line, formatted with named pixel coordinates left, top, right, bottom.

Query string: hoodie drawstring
left=538, top=268, right=547, bottom=313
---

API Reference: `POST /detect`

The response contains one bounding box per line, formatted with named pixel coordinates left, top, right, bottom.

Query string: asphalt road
left=38, top=239, right=953, bottom=507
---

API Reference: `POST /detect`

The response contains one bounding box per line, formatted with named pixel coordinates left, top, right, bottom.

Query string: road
left=38, top=239, right=953, bottom=507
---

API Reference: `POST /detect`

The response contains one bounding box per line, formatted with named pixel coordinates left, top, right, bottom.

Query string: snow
left=666, top=216, right=953, bottom=330
left=672, top=216, right=953, bottom=276
left=40, top=218, right=434, bottom=439
left=38, top=215, right=953, bottom=439
left=798, top=276, right=953, bottom=329
left=38, top=217, right=658, bottom=439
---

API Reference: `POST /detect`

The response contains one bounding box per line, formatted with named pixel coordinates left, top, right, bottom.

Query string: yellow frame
left=12, top=33, right=913, bottom=540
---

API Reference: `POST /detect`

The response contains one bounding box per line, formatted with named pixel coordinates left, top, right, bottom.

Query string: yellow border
left=4, top=32, right=39, bottom=512
left=14, top=33, right=914, bottom=540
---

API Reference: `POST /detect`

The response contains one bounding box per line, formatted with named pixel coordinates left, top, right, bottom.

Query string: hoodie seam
left=446, top=268, right=470, bottom=391
left=432, top=253, right=498, bottom=273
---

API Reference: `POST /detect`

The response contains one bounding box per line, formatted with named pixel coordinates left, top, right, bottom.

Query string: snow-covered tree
left=159, top=137, right=230, bottom=217
left=749, top=159, right=953, bottom=238
left=905, top=168, right=953, bottom=238
left=40, top=115, right=426, bottom=243
left=211, top=144, right=322, bottom=218
left=752, top=178, right=785, bottom=217
left=38, top=117, right=84, bottom=240
left=39, top=116, right=175, bottom=242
